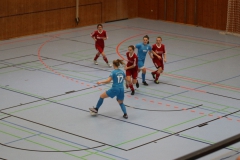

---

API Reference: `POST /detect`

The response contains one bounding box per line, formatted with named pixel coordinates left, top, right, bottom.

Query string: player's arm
left=124, top=58, right=136, bottom=70
left=91, top=32, right=97, bottom=41
left=101, top=32, right=108, bottom=40
left=151, top=50, right=161, bottom=59
left=148, top=50, right=154, bottom=59
left=163, top=46, right=167, bottom=63
left=163, top=52, right=167, bottom=63
left=97, top=77, right=112, bottom=84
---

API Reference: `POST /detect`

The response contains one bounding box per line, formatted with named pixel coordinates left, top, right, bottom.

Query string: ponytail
left=113, top=59, right=124, bottom=67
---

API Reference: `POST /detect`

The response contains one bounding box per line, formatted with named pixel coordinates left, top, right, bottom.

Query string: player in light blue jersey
left=89, top=59, right=128, bottom=119
left=135, top=35, right=153, bottom=87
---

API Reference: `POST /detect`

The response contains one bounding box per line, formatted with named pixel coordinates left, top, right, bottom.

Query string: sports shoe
left=142, top=81, right=148, bottom=86
left=94, top=61, right=98, bottom=65
left=151, top=72, right=155, bottom=79
left=154, top=80, right=159, bottom=84
left=136, top=81, right=139, bottom=88
left=131, top=90, right=135, bottom=95
left=107, top=63, right=112, bottom=67
left=123, top=114, right=128, bottom=119
left=89, top=108, right=98, bottom=113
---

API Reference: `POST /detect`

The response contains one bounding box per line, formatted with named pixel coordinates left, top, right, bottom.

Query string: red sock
left=155, top=72, right=160, bottom=80
left=103, top=56, right=108, bottom=63
left=129, top=84, right=134, bottom=91
left=94, top=53, right=100, bottom=61
left=152, top=70, right=157, bottom=75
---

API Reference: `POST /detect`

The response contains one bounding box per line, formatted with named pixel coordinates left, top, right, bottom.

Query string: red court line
left=116, top=33, right=240, bottom=92
left=108, top=24, right=240, bottom=47
left=34, top=24, right=240, bottom=124
left=0, top=24, right=126, bottom=47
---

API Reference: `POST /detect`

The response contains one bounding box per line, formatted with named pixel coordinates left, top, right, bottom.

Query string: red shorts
left=95, top=45, right=104, bottom=53
left=152, top=58, right=164, bottom=70
left=126, top=68, right=138, bottom=79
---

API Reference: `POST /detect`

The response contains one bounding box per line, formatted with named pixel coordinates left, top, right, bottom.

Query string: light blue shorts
left=106, top=88, right=124, bottom=101
left=138, top=59, right=145, bottom=69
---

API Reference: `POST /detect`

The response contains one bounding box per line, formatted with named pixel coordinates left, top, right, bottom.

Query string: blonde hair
left=113, top=59, right=124, bottom=67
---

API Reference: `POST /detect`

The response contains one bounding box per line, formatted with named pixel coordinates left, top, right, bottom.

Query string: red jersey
left=91, top=30, right=108, bottom=47
left=152, top=44, right=165, bottom=59
left=126, top=52, right=138, bottom=69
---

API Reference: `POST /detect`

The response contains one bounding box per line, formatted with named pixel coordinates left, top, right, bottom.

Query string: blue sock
left=96, top=97, right=104, bottom=109
left=142, top=73, right=146, bottom=82
left=119, top=103, right=127, bottom=114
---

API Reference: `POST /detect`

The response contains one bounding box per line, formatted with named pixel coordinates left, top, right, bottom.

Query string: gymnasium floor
left=0, top=18, right=240, bottom=160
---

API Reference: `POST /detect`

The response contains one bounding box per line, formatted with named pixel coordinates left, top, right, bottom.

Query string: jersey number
left=117, top=75, right=124, bottom=83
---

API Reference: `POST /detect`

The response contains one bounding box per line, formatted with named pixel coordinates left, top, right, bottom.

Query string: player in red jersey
left=124, top=45, right=138, bottom=95
left=151, top=36, right=167, bottom=84
left=91, top=24, right=112, bottom=67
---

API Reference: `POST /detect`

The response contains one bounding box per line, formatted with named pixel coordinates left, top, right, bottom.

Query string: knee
left=117, top=100, right=123, bottom=104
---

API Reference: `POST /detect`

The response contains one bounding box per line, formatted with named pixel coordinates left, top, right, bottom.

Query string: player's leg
left=151, top=60, right=159, bottom=79
left=154, top=60, right=164, bottom=84
left=129, top=70, right=138, bottom=95
left=125, top=76, right=131, bottom=89
left=136, top=68, right=141, bottom=88
left=154, top=67, right=162, bottom=84
left=116, top=89, right=128, bottom=119
left=89, top=92, right=108, bottom=113
left=101, top=50, right=112, bottom=67
left=142, top=67, right=148, bottom=86
left=93, top=51, right=101, bottom=65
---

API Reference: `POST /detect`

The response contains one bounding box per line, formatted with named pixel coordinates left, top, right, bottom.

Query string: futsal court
left=0, top=18, right=240, bottom=160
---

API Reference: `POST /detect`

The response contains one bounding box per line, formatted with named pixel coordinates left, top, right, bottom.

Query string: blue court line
left=164, top=45, right=240, bottom=64
left=1, top=120, right=128, bottom=160
left=1, top=118, right=236, bottom=154
left=195, top=74, right=240, bottom=91
left=161, top=74, right=240, bottom=100
left=5, top=133, right=41, bottom=145
left=220, top=151, right=240, bottom=160
left=0, top=27, right=127, bottom=52
left=1, top=61, right=239, bottom=118
left=0, top=60, right=107, bottom=84
left=126, top=24, right=240, bottom=46
left=134, top=91, right=240, bottom=119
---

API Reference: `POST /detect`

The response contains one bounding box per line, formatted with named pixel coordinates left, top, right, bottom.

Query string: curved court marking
left=0, top=142, right=105, bottom=152
left=115, top=33, right=240, bottom=92
left=34, top=29, right=240, bottom=119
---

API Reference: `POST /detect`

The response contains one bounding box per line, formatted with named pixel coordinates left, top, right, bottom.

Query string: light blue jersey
left=109, top=69, right=126, bottom=88
left=135, top=43, right=152, bottom=61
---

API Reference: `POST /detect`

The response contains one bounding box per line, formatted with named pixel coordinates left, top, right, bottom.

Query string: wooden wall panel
left=138, top=0, right=158, bottom=20
left=197, top=0, right=228, bottom=30
left=101, top=0, right=117, bottom=22
left=128, top=0, right=138, bottom=18
left=186, top=0, right=195, bottom=25
left=117, top=0, right=128, bottom=19
left=176, top=0, right=185, bottom=23
left=166, top=0, right=175, bottom=21
left=0, top=0, right=8, bottom=18
left=158, top=0, right=165, bottom=20
left=79, top=3, right=102, bottom=26
left=216, top=0, right=228, bottom=30
left=0, top=2, right=102, bottom=40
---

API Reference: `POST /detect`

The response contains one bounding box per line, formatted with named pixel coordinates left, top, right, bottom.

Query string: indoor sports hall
left=0, top=1, right=240, bottom=160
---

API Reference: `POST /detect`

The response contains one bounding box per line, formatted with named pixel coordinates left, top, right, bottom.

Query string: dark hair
left=97, top=24, right=103, bottom=28
left=113, top=59, right=124, bottom=67
left=143, top=35, right=150, bottom=44
left=157, top=36, right=162, bottom=40
left=128, top=45, right=135, bottom=50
